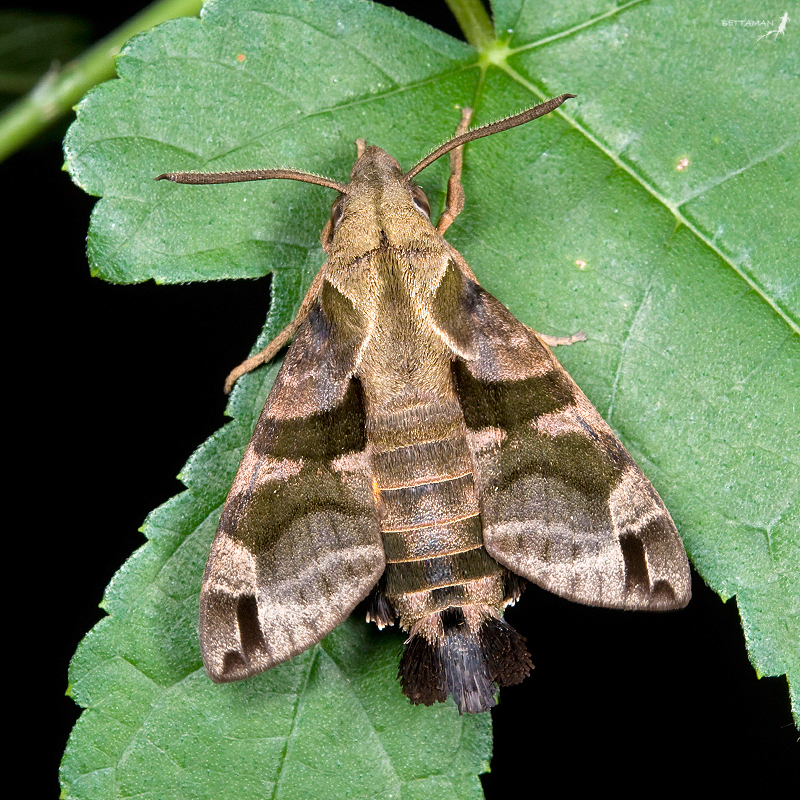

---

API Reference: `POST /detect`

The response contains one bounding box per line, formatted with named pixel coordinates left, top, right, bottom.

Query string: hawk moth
left=158, top=94, right=691, bottom=714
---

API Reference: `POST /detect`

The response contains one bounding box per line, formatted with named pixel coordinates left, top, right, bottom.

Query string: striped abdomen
left=367, top=397, right=532, bottom=713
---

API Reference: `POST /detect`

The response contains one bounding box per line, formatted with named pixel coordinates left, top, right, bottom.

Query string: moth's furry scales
left=181, top=97, right=691, bottom=714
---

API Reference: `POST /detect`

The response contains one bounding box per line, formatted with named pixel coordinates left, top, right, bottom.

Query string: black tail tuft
left=479, top=615, right=534, bottom=686
left=397, top=630, right=448, bottom=707
left=398, top=608, right=533, bottom=714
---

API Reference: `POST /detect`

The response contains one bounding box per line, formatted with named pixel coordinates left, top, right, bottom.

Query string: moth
left=158, top=94, right=691, bottom=714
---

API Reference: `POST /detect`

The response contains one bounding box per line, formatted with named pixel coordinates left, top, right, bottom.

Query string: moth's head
left=319, top=144, right=432, bottom=252
left=349, top=143, right=402, bottom=181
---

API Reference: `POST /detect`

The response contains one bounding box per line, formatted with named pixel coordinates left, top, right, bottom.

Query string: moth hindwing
left=158, top=94, right=690, bottom=714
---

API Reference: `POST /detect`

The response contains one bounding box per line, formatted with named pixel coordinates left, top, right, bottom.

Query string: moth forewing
left=453, top=308, right=691, bottom=610
left=159, top=94, right=690, bottom=713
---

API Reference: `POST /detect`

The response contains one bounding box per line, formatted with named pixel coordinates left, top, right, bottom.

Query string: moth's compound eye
left=322, top=195, right=347, bottom=251
left=329, top=196, right=346, bottom=232
left=411, top=185, right=431, bottom=219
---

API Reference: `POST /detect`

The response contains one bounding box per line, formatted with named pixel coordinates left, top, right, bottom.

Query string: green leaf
left=62, top=0, right=799, bottom=797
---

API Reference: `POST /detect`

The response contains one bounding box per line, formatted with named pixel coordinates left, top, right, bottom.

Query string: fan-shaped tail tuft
left=398, top=608, right=533, bottom=714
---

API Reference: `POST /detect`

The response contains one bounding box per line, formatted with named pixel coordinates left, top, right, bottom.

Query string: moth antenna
left=155, top=168, right=348, bottom=193
left=404, top=93, right=576, bottom=181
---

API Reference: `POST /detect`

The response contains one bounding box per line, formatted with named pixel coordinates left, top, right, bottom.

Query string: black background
left=10, top=2, right=796, bottom=796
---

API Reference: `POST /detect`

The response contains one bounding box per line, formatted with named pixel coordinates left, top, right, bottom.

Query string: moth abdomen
left=367, top=401, right=530, bottom=712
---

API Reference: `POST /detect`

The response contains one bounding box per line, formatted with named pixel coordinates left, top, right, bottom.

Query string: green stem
left=0, top=0, right=203, bottom=163
left=444, top=0, right=495, bottom=51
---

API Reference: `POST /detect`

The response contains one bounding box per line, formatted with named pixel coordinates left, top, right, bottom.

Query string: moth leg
left=537, top=330, right=587, bottom=347
left=436, top=107, right=473, bottom=235
left=224, top=267, right=327, bottom=393
left=364, top=580, right=399, bottom=630
left=444, top=241, right=478, bottom=283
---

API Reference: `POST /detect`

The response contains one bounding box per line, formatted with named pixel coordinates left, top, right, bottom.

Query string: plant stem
left=0, top=0, right=203, bottom=163
left=444, top=0, right=495, bottom=51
